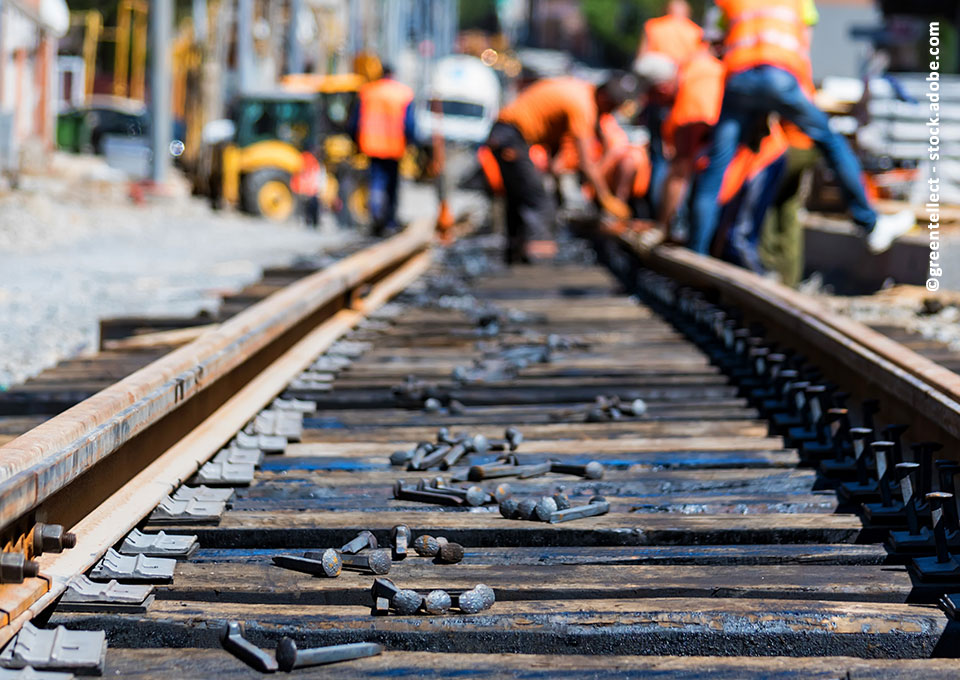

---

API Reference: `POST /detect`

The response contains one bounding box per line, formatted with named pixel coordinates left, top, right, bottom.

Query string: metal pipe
left=149, top=0, right=172, bottom=183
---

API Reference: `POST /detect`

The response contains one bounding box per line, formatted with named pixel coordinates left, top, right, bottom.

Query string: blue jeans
left=368, top=157, right=399, bottom=235
left=690, top=66, right=876, bottom=254
left=723, top=154, right=787, bottom=273
left=644, top=102, right=669, bottom=214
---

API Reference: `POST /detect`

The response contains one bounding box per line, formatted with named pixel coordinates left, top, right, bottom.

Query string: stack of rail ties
left=29, top=235, right=960, bottom=677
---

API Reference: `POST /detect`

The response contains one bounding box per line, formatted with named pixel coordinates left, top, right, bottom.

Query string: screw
left=553, top=493, right=571, bottom=510
left=339, top=549, right=392, bottom=575
left=439, top=443, right=469, bottom=469
left=895, top=462, right=923, bottom=536
left=517, top=461, right=553, bottom=479
left=220, top=621, right=278, bottom=673
left=408, top=442, right=435, bottom=470
left=276, top=550, right=341, bottom=578
left=340, top=531, right=377, bottom=555
left=426, top=481, right=490, bottom=507
left=435, top=542, right=465, bottom=564
left=394, top=481, right=465, bottom=506
left=276, top=638, right=383, bottom=671
left=454, top=584, right=494, bottom=614
left=516, top=498, right=537, bottom=520
left=926, top=492, right=955, bottom=564
left=467, top=462, right=520, bottom=481
left=424, top=589, right=452, bottom=614
left=32, top=523, right=77, bottom=555
left=413, top=535, right=442, bottom=557
left=474, top=583, right=496, bottom=609
left=549, top=497, right=610, bottom=524
left=392, top=589, right=423, bottom=614
left=872, top=441, right=896, bottom=507
left=391, top=525, right=411, bottom=560
left=0, top=553, right=40, bottom=584
left=535, top=496, right=558, bottom=521
left=550, top=461, right=604, bottom=479
left=499, top=498, right=519, bottom=519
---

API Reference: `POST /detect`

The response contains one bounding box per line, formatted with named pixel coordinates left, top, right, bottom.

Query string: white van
left=417, top=55, right=501, bottom=146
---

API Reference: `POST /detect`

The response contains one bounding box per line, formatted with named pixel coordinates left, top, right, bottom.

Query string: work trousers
left=368, top=157, right=400, bottom=236
left=721, top=154, right=788, bottom=273
left=759, top=146, right=820, bottom=287
left=690, top=66, right=876, bottom=254
left=486, top=122, right=553, bottom=262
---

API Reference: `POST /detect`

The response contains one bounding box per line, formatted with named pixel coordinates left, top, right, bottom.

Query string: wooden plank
left=160, top=561, right=919, bottom=604
left=94, top=649, right=960, bottom=680
left=50, top=598, right=949, bottom=658
left=149, top=511, right=864, bottom=547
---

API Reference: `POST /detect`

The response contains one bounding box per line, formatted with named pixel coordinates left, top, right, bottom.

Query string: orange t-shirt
left=662, top=50, right=725, bottom=150
left=642, top=14, right=704, bottom=66
left=498, top=78, right=598, bottom=153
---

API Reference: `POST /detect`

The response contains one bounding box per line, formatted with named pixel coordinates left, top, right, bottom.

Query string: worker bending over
left=349, top=65, right=416, bottom=236
left=690, top=0, right=913, bottom=255
left=635, top=0, right=703, bottom=212
left=487, top=74, right=637, bottom=264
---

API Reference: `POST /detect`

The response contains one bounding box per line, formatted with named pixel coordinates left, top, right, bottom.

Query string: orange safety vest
left=642, top=14, right=704, bottom=66
left=718, top=121, right=789, bottom=204
left=290, top=151, right=321, bottom=196
left=717, top=0, right=810, bottom=82
left=357, top=78, right=414, bottom=160
left=662, top=49, right=725, bottom=151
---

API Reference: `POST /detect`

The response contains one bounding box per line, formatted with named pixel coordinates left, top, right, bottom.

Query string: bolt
left=517, top=461, right=553, bottom=479
left=534, top=496, right=558, bottom=521
left=439, top=443, right=470, bottom=470
left=492, top=483, right=512, bottom=503
left=390, top=449, right=414, bottom=466
left=424, top=589, right=452, bottom=614
left=435, top=542, right=465, bottom=564
left=32, top=523, right=77, bottom=555
left=552, top=493, right=571, bottom=510
left=391, top=525, right=411, bottom=560
left=340, top=531, right=378, bottom=555
left=392, top=589, right=423, bottom=614
left=424, top=397, right=443, bottom=412
left=516, top=498, right=538, bottom=520
left=394, top=481, right=465, bottom=506
left=467, top=462, right=520, bottom=482
left=550, top=461, right=604, bottom=479
left=499, top=498, right=519, bottom=519
left=371, top=577, right=400, bottom=602
left=339, top=549, right=392, bottom=575
left=548, top=497, right=611, bottom=524
left=220, top=621, right=278, bottom=673
left=408, top=442, right=435, bottom=470
left=0, top=553, right=39, bottom=584
left=276, top=638, right=383, bottom=671
left=474, top=583, right=496, bottom=609
left=426, top=481, right=490, bottom=507
left=927, top=492, right=955, bottom=564
left=278, top=550, right=341, bottom=578
left=871, top=441, right=896, bottom=507
left=457, top=588, right=486, bottom=614
left=413, top=535, right=442, bottom=557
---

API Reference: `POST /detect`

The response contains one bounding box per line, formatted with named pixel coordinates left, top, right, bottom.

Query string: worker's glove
left=598, top=193, right=631, bottom=220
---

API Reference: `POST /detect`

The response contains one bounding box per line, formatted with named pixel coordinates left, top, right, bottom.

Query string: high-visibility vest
left=642, top=14, right=703, bottom=66
left=717, top=0, right=810, bottom=81
left=662, top=49, right=725, bottom=150
left=357, top=78, right=414, bottom=160
left=290, top=151, right=322, bottom=196
left=718, top=121, right=789, bottom=204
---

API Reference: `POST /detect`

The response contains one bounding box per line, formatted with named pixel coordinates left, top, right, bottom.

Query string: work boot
left=866, top=209, right=914, bottom=254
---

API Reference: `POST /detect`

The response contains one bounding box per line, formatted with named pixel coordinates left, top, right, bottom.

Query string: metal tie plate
left=287, top=377, right=334, bottom=392
left=190, top=460, right=255, bottom=486
left=309, top=355, right=350, bottom=372
left=326, top=340, right=371, bottom=357
left=58, top=575, right=155, bottom=612
left=212, top=446, right=263, bottom=466
left=119, top=529, right=199, bottom=559
left=233, top=431, right=287, bottom=453
left=271, top=397, right=316, bottom=413
left=251, top=409, right=303, bottom=440
left=89, top=549, right=176, bottom=583
left=0, top=666, right=75, bottom=679
left=0, top=622, right=105, bottom=675
left=148, top=496, right=226, bottom=524
left=170, top=485, right=235, bottom=504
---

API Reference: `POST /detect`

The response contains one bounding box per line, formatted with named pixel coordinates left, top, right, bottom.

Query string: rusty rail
left=618, top=232, right=960, bottom=449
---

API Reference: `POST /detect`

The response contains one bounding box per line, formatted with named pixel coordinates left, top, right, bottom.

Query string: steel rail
left=0, top=221, right=434, bottom=644
left=618, top=232, right=960, bottom=447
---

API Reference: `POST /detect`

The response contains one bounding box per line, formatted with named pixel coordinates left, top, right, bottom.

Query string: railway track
left=0, top=218, right=959, bottom=677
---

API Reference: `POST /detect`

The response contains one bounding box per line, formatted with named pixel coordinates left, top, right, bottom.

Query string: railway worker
left=634, top=43, right=724, bottom=238
left=689, top=0, right=914, bottom=256
left=487, top=73, right=638, bottom=264
left=634, top=0, right=703, bottom=213
left=349, top=65, right=416, bottom=237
